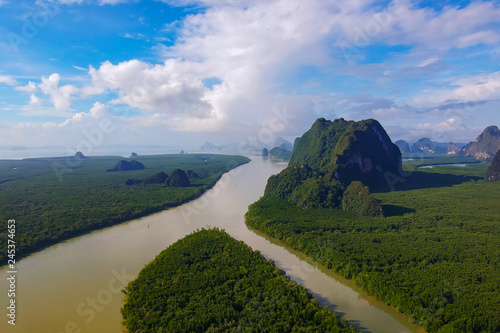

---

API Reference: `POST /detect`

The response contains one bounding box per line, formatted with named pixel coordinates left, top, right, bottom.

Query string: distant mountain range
left=200, top=141, right=227, bottom=150
left=461, top=126, right=500, bottom=161
left=395, top=125, right=500, bottom=161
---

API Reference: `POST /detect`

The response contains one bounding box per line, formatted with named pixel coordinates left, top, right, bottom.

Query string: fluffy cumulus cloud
left=4, top=0, right=500, bottom=146
left=38, top=73, right=79, bottom=111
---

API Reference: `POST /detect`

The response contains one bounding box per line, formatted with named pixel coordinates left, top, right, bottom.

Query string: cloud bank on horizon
left=0, top=0, right=499, bottom=148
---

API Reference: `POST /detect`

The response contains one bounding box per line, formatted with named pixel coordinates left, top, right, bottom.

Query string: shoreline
left=0, top=158, right=250, bottom=266
left=245, top=225, right=427, bottom=333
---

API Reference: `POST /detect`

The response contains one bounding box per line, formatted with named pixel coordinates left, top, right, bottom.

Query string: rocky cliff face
left=486, top=150, right=500, bottom=181
left=265, top=118, right=398, bottom=212
left=461, top=126, right=500, bottom=162
left=289, top=118, right=401, bottom=188
left=447, top=143, right=461, bottom=155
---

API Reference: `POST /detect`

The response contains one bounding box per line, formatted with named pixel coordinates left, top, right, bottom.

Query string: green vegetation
left=264, top=165, right=344, bottom=209
left=166, top=168, right=191, bottom=187
left=402, top=154, right=480, bottom=170
left=246, top=162, right=500, bottom=332
left=341, top=181, right=383, bottom=217
left=289, top=118, right=400, bottom=188
left=265, top=118, right=400, bottom=214
left=122, top=228, right=356, bottom=333
left=0, top=154, right=249, bottom=264
left=107, top=159, right=145, bottom=172
left=268, top=147, right=292, bottom=161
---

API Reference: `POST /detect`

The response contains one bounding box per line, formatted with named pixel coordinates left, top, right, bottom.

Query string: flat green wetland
left=0, top=153, right=249, bottom=263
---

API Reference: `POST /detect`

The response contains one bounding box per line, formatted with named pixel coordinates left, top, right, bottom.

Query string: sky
left=0, top=0, right=500, bottom=152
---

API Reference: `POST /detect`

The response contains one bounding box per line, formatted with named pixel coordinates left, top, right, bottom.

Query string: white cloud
left=15, top=81, right=38, bottom=92
left=38, top=73, right=79, bottom=111
left=0, top=75, right=16, bottom=86
left=57, top=0, right=132, bottom=5
left=417, top=57, right=439, bottom=68
left=372, top=106, right=402, bottom=116
left=72, top=65, right=87, bottom=71
left=0, top=0, right=8, bottom=5
left=29, top=94, right=43, bottom=106
left=5, top=0, right=500, bottom=146
left=98, top=0, right=132, bottom=5
left=57, top=0, right=85, bottom=4
left=123, top=33, right=148, bottom=41
left=337, top=0, right=500, bottom=51
left=413, top=70, right=500, bottom=107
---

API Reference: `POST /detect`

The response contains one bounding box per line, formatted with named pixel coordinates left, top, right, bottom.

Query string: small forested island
left=247, top=118, right=500, bottom=332
left=0, top=154, right=249, bottom=263
left=122, top=228, right=356, bottom=333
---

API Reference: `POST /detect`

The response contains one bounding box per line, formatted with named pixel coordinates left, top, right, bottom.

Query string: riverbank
left=0, top=157, right=421, bottom=333
left=0, top=153, right=250, bottom=264
left=245, top=172, right=500, bottom=332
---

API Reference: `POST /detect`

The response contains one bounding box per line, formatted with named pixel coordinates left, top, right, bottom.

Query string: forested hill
left=289, top=117, right=401, bottom=188
left=263, top=118, right=399, bottom=215
left=121, top=228, right=356, bottom=333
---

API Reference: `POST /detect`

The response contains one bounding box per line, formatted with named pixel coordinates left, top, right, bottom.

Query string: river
left=1, top=157, right=424, bottom=333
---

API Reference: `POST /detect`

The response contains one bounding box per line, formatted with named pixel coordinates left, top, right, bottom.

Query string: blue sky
left=0, top=0, right=500, bottom=150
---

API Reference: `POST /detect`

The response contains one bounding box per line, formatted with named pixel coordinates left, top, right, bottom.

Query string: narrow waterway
left=1, top=157, right=424, bottom=333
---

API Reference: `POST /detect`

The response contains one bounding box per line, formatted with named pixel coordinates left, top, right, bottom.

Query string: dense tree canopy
left=341, top=181, right=383, bottom=217
left=122, top=229, right=356, bottom=333
left=0, top=154, right=249, bottom=263
left=246, top=161, right=500, bottom=333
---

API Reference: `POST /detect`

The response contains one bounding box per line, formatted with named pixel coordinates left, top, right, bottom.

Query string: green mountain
left=411, top=138, right=448, bottom=154
left=268, top=146, right=292, bottom=161
left=166, top=168, right=191, bottom=187
left=264, top=118, right=400, bottom=212
left=289, top=118, right=401, bottom=188
left=486, top=149, right=500, bottom=181
left=461, top=125, right=500, bottom=161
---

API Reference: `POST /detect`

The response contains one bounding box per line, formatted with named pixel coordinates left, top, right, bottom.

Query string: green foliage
left=289, top=118, right=401, bottom=188
left=289, top=118, right=353, bottom=170
left=0, top=154, right=249, bottom=264
left=486, top=149, right=500, bottom=181
left=290, top=177, right=344, bottom=209
left=246, top=166, right=500, bottom=332
left=402, top=154, right=480, bottom=171
left=166, top=168, right=191, bottom=187
left=266, top=117, right=403, bottom=210
left=122, top=228, right=356, bottom=333
left=341, top=181, right=383, bottom=217
left=268, top=147, right=292, bottom=161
